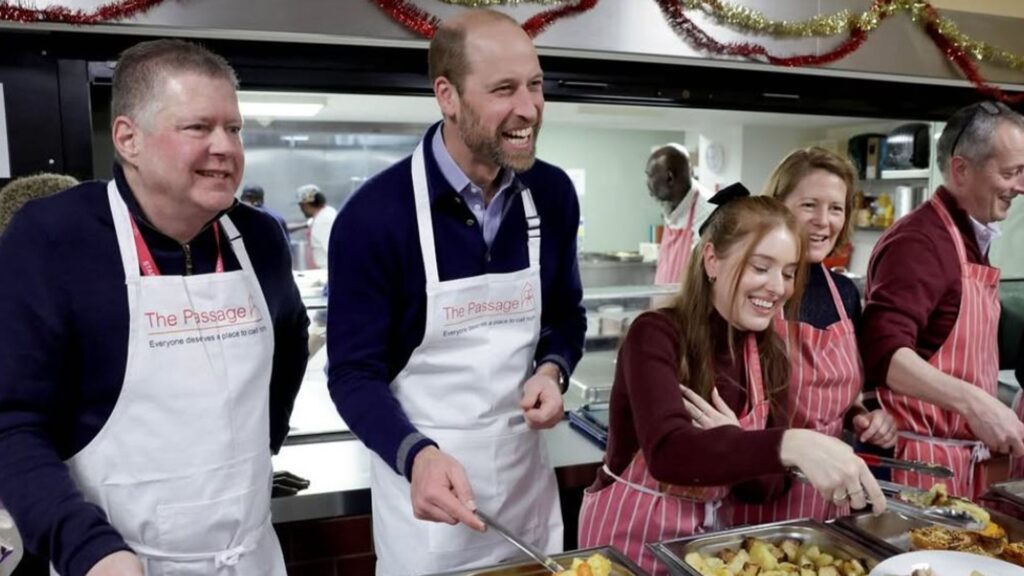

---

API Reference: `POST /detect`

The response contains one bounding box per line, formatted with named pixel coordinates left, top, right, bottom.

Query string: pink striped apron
left=732, top=264, right=861, bottom=524
left=654, top=198, right=698, bottom=285
left=577, top=334, right=769, bottom=575
left=877, top=197, right=1001, bottom=499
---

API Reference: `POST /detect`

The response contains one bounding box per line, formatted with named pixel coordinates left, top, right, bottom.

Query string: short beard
left=458, top=102, right=540, bottom=172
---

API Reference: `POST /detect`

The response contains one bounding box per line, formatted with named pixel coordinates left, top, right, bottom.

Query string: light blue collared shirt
left=431, top=125, right=516, bottom=248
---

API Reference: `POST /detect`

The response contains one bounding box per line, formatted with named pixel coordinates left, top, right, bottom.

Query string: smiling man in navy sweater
left=0, top=40, right=308, bottom=576
left=327, top=9, right=586, bottom=575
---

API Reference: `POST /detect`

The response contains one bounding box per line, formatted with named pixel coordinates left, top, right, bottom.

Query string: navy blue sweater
left=799, top=264, right=862, bottom=330
left=0, top=166, right=309, bottom=576
left=327, top=123, right=587, bottom=479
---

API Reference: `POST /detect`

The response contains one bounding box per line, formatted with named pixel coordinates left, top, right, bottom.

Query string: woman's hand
left=681, top=386, right=739, bottom=429
left=852, top=409, right=898, bottom=449
left=780, top=429, right=886, bottom=514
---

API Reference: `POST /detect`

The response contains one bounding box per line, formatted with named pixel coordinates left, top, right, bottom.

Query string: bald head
left=429, top=9, right=527, bottom=93
left=647, top=144, right=693, bottom=207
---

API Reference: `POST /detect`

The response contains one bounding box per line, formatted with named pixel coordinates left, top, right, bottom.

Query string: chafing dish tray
left=428, top=546, right=649, bottom=576
left=834, top=505, right=1024, bottom=555
left=647, top=519, right=883, bottom=576
left=986, top=480, right=1024, bottom=509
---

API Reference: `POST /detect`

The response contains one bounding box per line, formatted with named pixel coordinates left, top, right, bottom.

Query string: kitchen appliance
left=848, top=133, right=887, bottom=180
left=892, top=185, right=928, bottom=220
left=883, top=123, right=931, bottom=170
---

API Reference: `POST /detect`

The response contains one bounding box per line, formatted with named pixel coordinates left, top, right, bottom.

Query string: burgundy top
left=591, top=309, right=788, bottom=496
left=859, top=188, right=987, bottom=389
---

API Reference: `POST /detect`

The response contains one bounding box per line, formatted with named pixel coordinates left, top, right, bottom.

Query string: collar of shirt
left=968, top=214, right=1001, bottom=256
left=430, top=122, right=516, bottom=209
left=664, top=180, right=702, bottom=228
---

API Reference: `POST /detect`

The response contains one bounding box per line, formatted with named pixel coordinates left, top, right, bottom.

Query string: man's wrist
left=535, top=362, right=565, bottom=392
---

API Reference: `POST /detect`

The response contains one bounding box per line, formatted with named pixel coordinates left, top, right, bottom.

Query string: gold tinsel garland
left=673, top=0, right=1024, bottom=70
left=433, top=0, right=1024, bottom=71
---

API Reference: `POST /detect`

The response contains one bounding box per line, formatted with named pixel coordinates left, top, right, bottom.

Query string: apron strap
left=521, top=188, right=541, bottom=268
left=411, top=137, right=543, bottom=283
left=218, top=215, right=256, bottom=275
left=600, top=464, right=721, bottom=530
left=411, top=142, right=441, bottom=285
left=107, top=181, right=142, bottom=282
left=126, top=514, right=271, bottom=568
left=898, top=430, right=991, bottom=490
left=820, top=263, right=850, bottom=323
left=929, top=196, right=969, bottom=265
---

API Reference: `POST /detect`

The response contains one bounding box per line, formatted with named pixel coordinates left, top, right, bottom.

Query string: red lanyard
left=129, top=216, right=224, bottom=276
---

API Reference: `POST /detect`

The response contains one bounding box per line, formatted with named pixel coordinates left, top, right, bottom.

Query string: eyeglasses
left=949, top=101, right=1001, bottom=157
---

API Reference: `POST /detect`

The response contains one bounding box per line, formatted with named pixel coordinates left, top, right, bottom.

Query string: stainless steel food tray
left=647, top=519, right=884, bottom=576
left=428, top=546, right=649, bottom=576
left=835, top=504, right=1024, bottom=555
left=987, top=480, right=1024, bottom=510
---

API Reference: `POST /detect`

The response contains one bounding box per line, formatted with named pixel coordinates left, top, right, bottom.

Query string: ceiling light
left=240, top=102, right=323, bottom=118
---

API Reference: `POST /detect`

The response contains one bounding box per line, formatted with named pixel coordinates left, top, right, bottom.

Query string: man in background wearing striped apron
left=862, top=101, right=1024, bottom=498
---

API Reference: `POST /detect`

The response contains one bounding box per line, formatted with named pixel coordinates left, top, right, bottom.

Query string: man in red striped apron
left=862, top=101, right=1024, bottom=499
left=648, top=145, right=713, bottom=285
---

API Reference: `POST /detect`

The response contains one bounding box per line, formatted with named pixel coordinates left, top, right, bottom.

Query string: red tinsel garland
left=655, top=0, right=872, bottom=67
left=0, top=0, right=164, bottom=24
left=521, top=0, right=597, bottom=38
left=373, top=0, right=441, bottom=38
left=372, top=0, right=598, bottom=39
left=918, top=3, right=1024, bottom=104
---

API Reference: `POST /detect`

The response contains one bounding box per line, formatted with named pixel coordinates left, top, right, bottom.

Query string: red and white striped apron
left=732, top=264, right=862, bottom=524
left=577, top=335, right=769, bottom=576
left=877, top=197, right=1001, bottom=499
left=654, top=198, right=698, bottom=285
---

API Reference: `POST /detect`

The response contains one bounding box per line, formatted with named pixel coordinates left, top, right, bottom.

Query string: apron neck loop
left=130, top=216, right=224, bottom=277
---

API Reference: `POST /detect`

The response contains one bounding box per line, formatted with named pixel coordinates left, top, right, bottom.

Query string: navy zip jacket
left=0, top=165, right=309, bottom=576
left=327, top=122, right=587, bottom=479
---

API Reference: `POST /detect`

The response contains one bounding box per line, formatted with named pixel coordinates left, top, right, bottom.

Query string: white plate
left=869, top=550, right=1024, bottom=576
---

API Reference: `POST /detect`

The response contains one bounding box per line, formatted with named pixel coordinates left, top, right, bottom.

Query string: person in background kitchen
left=861, top=101, right=1024, bottom=498
left=241, top=184, right=291, bottom=241
left=578, top=189, right=886, bottom=576
left=327, top=9, right=586, bottom=575
left=648, top=143, right=714, bottom=285
left=731, top=147, right=897, bottom=526
left=0, top=39, right=309, bottom=576
left=296, top=183, right=337, bottom=269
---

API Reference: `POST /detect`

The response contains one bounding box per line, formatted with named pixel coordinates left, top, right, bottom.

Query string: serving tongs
left=856, top=453, right=954, bottom=479
left=476, top=510, right=565, bottom=574
left=877, top=479, right=986, bottom=531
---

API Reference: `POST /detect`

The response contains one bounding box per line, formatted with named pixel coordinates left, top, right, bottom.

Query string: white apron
left=370, top=143, right=563, bottom=575
left=54, top=182, right=285, bottom=575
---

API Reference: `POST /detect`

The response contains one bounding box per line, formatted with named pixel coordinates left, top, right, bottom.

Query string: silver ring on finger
left=832, top=491, right=847, bottom=502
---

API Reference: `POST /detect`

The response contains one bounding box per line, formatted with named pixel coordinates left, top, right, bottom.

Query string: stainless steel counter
left=271, top=420, right=605, bottom=524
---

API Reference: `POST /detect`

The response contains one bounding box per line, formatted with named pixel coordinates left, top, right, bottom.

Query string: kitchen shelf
left=582, top=284, right=677, bottom=302
left=879, top=168, right=930, bottom=180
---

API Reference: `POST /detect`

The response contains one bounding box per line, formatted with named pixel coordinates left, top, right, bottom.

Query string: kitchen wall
left=535, top=124, right=679, bottom=253
left=991, top=202, right=1024, bottom=279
